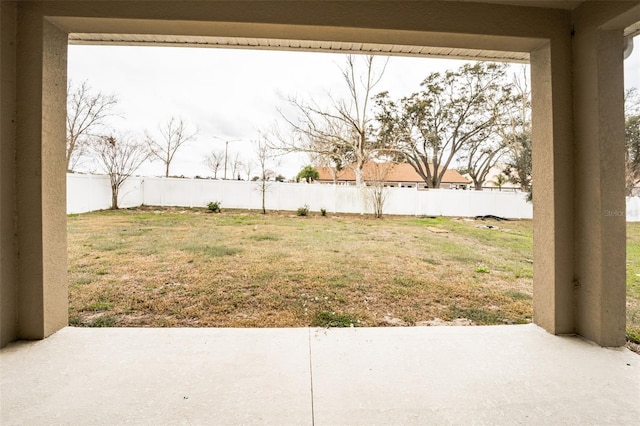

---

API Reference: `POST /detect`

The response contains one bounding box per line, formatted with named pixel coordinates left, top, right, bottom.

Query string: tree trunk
left=165, top=162, right=170, bottom=178
left=354, top=166, right=364, bottom=187
left=474, top=181, right=483, bottom=191
left=111, top=185, right=119, bottom=209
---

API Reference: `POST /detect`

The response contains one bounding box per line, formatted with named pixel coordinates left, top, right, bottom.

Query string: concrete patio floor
left=1, top=324, right=638, bottom=425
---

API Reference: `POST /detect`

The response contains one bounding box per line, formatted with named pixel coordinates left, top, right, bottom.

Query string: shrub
left=320, top=208, right=327, bottom=216
left=207, top=201, right=221, bottom=213
left=474, top=264, right=490, bottom=273
left=297, top=204, right=309, bottom=216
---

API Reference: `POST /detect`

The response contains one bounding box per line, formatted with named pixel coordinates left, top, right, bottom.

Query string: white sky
left=68, top=39, right=640, bottom=179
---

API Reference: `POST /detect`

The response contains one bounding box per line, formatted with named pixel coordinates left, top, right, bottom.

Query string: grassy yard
left=67, top=207, right=640, bottom=343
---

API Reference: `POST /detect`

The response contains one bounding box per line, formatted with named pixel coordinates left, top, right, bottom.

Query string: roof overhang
left=68, top=33, right=531, bottom=63
left=64, top=0, right=639, bottom=64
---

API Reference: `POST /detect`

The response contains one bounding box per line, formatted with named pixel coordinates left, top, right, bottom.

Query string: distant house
left=315, top=162, right=470, bottom=189
left=464, top=165, right=521, bottom=191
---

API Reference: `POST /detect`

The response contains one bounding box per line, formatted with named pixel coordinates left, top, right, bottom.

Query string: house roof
left=316, top=163, right=469, bottom=184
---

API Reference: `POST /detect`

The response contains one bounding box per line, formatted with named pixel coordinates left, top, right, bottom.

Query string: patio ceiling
left=66, top=0, right=639, bottom=62
left=68, top=33, right=532, bottom=63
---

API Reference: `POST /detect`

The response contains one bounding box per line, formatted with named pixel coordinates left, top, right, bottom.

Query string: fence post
left=141, top=178, right=145, bottom=206
left=189, top=178, right=194, bottom=208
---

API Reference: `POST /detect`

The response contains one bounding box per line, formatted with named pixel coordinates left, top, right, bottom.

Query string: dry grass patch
left=68, top=207, right=535, bottom=329
left=67, top=208, right=640, bottom=348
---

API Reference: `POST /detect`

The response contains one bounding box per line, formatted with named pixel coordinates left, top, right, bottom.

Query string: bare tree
left=306, top=131, right=353, bottom=184
left=66, top=80, right=118, bottom=172
left=375, top=62, right=507, bottom=189
left=242, top=159, right=255, bottom=181
left=91, top=133, right=149, bottom=209
left=278, top=55, right=387, bottom=186
left=365, top=162, right=395, bottom=218
left=459, top=134, right=507, bottom=190
left=145, top=117, right=197, bottom=177
left=254, top=136, right=277, bottom=214
left=204, top=149, right=224, bottom=179
left=229, top=152, right=243, bottom=181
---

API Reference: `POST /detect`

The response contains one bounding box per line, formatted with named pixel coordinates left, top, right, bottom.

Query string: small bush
left=320, top=208, right=327, bottom=216
left=474, top=264, right=490, bottom=273
left=297, top=204, right=309, bottom=216
left=207, top=201, right=221, bottom=213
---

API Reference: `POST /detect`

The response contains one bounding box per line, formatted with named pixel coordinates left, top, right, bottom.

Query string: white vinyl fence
left=66, top=173, right=640, bottom=221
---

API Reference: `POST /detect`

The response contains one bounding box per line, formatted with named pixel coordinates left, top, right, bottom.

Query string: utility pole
left=224, top=141, right=229, bottom=180
left=213, top=136, right=241, bottom=180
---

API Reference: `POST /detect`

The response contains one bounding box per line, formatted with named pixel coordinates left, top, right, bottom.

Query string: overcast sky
left=67, top=39, right=640, bottom=179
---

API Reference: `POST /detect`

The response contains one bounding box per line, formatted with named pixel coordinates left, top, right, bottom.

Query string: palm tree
left=492, top=173, right=508, bottom=191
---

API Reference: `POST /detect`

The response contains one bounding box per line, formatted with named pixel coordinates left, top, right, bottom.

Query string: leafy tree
left=203, top=150, right=224, bottom=179
left=66, top=80, right=118, bottom=172
left=375, top=62, right=506, bottom=188
left=625, top=88, right=640, bottom=195
left=278, top=55, right=387, bottom=186
left=296, top=165, right=319, bottom=183
left=499, top=69, right=532, bottom=200
left=504, top=133, right=532, bottom=199
left=145, top=117, right=197, bottom=177
left=91, top=133, right=149, bottom=209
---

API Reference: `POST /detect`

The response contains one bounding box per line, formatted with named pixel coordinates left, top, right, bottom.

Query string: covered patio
left=1, top=1, right=640, bottom=423
left=2, top=325, right=639, bottom=424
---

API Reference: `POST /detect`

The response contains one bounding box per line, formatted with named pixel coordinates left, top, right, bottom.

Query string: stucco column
left=15, top=6, right=68, bottom=339
left=573, top=28, right=626, bottom=347
left=0, top=1, right=18, bottom=347
left=530, top=37, right=576, bottom=336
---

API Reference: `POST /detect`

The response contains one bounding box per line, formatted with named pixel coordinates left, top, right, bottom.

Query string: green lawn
left=626, top=222, right=640, bottom=342
left=67, top=207, right=639, bottom=343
